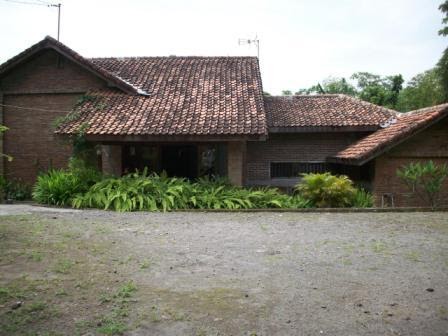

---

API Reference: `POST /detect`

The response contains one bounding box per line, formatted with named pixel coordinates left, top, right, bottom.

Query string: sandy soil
left=0, top=205, right=447, bottom=335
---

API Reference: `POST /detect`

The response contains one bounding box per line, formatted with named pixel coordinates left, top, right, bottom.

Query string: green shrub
left=33, top=160, right=102, bottom=206
left=288, top=194, right=313, bottom=208
left=33, top=170, right=84, bottom=206
left=71, top=171, right=311, bottom=212
left=295, top=172, right=356, bottom=208
left=397, top=160, right=448, bottom=208
left=351, top=188, right=374, bottom=208
left=0, top=176, right=6, bottom=201
left=0, top=177, right=32, bottom=201
left=72, top=171, right=191, bottom=211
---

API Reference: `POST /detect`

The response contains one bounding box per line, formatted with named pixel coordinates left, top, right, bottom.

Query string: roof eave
left=269, top=125, right=379, bottom=133
left=327, top=108, right=448, bottom=166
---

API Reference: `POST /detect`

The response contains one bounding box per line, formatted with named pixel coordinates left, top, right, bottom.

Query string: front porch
left=100, top=141, right=246, bottom=186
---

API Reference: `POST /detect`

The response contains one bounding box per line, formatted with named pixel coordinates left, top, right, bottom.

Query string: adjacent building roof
left=56, top=56, right=267, bottom=136
left=329, top=103, right=448, bottom=165
left=264, top=95, right=396, bottom=132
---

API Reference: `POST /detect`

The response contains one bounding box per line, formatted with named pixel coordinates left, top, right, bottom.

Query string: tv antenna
left=238, top=35, right=260, bottom=59
left=49, top=3, right=61, bottom=41
left=1, top=0, right=62, bottom=41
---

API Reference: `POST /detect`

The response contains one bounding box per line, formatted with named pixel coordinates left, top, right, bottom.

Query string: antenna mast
left=48, top=3, right=61, bottom=41
left=238, top=35, right=260, bottom=59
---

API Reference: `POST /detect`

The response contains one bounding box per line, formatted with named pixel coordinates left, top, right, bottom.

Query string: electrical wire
left=35, top=0, right=53, bottom=4
left=0, top=103, right=73, bottom=113
left=0, top=0, right=53, bottom=6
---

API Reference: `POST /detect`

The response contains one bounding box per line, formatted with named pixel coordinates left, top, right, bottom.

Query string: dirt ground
left=0, top=204, right=447, bottom=336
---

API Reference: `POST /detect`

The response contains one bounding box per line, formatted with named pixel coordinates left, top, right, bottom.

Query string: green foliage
left=296, top=77, right=357, bottom=96
left=351, top=72, right=403, bottom=108
left=294, top=73, right=403, bottom=109
left=116, top=282, right=137, bottom=299
left=32, top=159, right=102, bottom=206
left=97, top=319, right=127, bottom=335
left=439, top=0, right=448, bottom=36
left=281, top=90, right=292, bottom=96
left=295, top=173, right=357, bottom=208
left=0, top=177, right=32, bottom=201
left=351, top=188, right=374, bottom=208
left=396, top=69, right=445, bottom=111
left=72, top=171, right=191, bottom=211
left=71, top=170, right=310, bottom=212
left=397, top=160, right=448, bottom=208
left=33, top=167, right=373, bottom=211
left=437, top=47, right=448, bottom=102
left=0, top=125, right=13, bottom=163
left=33, top=170, right=85, bottom=206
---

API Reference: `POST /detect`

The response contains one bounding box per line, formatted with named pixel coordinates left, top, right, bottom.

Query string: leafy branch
left=397, top=161, right=448, bottom=209
left=0, top=125, right=13, bottom=162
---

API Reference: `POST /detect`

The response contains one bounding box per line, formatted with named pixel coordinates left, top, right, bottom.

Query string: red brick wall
left=373, top=117, right=448, bottom=207
left=246, top=132, right=366, bottom=185
left=1, top=49, right=106, bottom=93
left=0, top=49, right=107, bottom=184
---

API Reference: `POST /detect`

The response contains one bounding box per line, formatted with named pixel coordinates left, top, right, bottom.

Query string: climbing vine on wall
left=52, top=94, right=107, bottom=166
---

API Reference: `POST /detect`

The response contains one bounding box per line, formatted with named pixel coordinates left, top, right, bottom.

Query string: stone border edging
left=6, top=201, right=447, bottom=213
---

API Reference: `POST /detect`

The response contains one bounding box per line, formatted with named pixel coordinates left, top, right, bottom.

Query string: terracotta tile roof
left=0, top=36, right=142, bottom=95
left=56, top=56, right=266, bottom=136
left=329, top=103, right=448, bottom=165
left=265, top=95, right=395, bottom=131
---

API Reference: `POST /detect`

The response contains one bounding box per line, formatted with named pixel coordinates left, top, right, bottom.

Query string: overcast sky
left=0, top=0, right=446, bottom=94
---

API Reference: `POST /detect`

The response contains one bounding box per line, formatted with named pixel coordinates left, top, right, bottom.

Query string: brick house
left=0, top=36, right=447, bottom=207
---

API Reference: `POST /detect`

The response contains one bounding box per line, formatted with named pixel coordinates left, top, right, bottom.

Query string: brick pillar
left=227, top=141, right=246, bottom=186
left=101, top=145, right=122, bottom=176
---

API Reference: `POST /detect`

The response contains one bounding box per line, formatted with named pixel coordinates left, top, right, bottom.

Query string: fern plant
left=351, top=188, right=374, bottom=208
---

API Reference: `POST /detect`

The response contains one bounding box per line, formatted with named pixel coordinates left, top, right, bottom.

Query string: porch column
left=227, top=141, right=246, bottom=186
left=101, top=145, right=122, bottom=176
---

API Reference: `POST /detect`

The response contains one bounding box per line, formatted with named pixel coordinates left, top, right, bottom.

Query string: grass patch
left=116, top=282, right=137, bottom=299
left=28, top=250, right=44, bottom=262
left=405, top=250, right=422, bottom=262
left=0, top=300, right=56, bottom=333
left=53, top=259, right=74, bottom=274
left=96, top=281, right=139, bottom=334
left=371, top=241, right=389, bottom=254
left=139, top=259, right=151, bottom=270
left=97, top=318, right=127, bottom=335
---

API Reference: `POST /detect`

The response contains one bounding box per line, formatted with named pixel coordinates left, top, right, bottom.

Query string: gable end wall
left=0, top=49, right=108, bottom=184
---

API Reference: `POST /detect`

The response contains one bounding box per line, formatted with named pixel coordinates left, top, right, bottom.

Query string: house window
left=270, top=162, right=330, bottom=178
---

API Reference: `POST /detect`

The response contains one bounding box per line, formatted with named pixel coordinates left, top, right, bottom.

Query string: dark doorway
left=123, top=145, right=159, bottom=174
left=161, top=145, right=198, bottom=179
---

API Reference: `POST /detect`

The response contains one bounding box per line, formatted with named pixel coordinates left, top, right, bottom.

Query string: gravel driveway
left=0, top=204, right=447, bottom=335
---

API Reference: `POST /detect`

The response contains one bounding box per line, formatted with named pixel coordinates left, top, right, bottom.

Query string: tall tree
left=295, top=73, right=403, bottom=109
left=438, top=1, right=448, bottom=101
left=439, top=0, right=448, bottom=36
left=296, top=77, right=356, bottom=96
left=396, top=69, right=444, bottom=111
left=351, top=72, right=403, bottom=108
